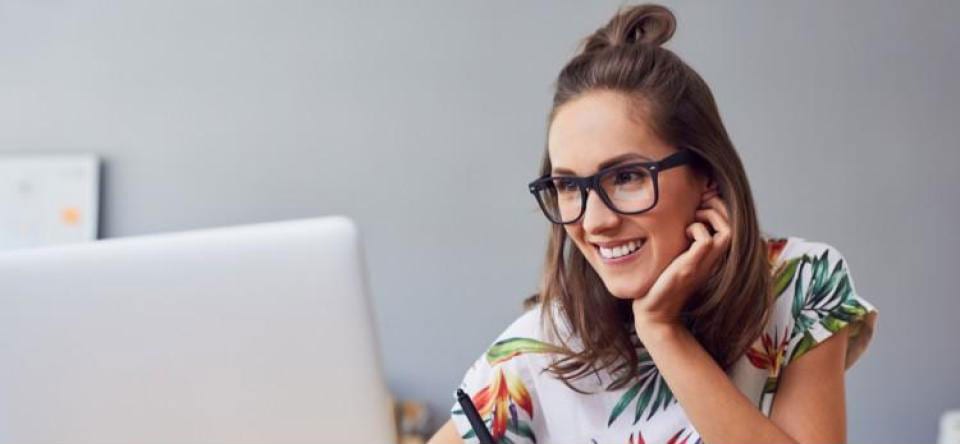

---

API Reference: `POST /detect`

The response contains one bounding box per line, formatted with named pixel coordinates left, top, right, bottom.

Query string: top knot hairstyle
left=583, top=3, right=676, bottom=51
left=533, top=4, right=774, bottom=392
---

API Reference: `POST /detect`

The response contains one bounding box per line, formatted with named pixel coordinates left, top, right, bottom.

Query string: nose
left=580, top=188, right=620, bottom=234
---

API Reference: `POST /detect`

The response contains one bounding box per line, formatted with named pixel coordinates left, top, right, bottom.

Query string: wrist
left=633, top=318, right=685, bottom=344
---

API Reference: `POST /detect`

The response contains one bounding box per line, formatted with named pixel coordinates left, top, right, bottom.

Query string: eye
left=613, top=170, right=645, bottom=185
left=552, top=178, right=579, bottom=193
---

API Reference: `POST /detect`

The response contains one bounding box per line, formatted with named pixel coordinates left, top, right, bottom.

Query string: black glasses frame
left=528, top=148, right=695, bottom=225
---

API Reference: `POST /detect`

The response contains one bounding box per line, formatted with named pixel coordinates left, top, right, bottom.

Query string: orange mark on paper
left=61, top=207, right=82, bottom=226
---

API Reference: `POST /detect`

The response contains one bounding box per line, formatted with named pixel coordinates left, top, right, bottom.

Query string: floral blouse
left=450, top=236, right=879, bottom=444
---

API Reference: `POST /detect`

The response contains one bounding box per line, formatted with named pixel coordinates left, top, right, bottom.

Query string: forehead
left=547, top=91, right=671, bottom=175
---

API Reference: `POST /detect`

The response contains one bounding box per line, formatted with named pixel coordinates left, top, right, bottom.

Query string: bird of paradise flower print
left=455, top=367, right=536, bottom=444
left=626, top=430, right=646, bottom=444
left=664, top=427, right=702, bottom=444
left=454, top=337, right=560, bottom=443
left=766, top=237, right=788, bottom=265
left=587, top=427, right=701, bottom=444
left=746, top=325, right=791, bottom=408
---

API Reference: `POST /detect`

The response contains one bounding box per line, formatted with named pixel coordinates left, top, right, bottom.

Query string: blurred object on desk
left=397, top=399, right=431, bottom=444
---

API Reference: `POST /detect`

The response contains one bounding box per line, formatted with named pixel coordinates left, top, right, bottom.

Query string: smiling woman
left=429, top=4, right=878, bottom=444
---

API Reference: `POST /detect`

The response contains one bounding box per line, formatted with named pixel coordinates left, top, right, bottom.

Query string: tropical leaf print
left=765, top=237, right=801, bottom=300
left=487, top=337, right=563, bottom=366
left=772, top=256, right=801, bottom=299
left=789, top=248, right=869, bottom=363
left=606, top=350, right=676, bottom=426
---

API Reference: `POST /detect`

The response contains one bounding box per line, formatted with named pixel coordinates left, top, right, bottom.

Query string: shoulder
left=766, top=236, right=843, bottom=268
left=764, top=235, right=878, bottom=370
left=480, top=304, right=566, bottom=369
left=455, top=304, right=557, bottom=388
left=766, top=236, right=852, bottom=303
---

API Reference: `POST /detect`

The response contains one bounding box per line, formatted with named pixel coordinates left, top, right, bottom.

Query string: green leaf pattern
left=606, top=350, right=676, bottom=427
left=788, top=247, right=870, bottom=363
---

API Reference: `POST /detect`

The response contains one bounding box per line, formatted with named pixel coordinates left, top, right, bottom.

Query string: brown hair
left=531, top=3, right=773, bottom=391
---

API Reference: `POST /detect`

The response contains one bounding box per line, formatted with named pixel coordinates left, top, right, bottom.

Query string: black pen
left=456, top=388, right=496, bottom=444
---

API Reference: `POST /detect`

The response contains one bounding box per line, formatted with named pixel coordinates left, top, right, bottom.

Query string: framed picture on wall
left=0, top=154, right=100, bottom=251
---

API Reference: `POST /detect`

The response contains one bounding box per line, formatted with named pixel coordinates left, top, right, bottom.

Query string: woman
left=429, top=4, right=878, bottom=443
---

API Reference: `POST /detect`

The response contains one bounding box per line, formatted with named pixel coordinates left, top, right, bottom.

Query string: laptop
left=0, top=216, right=396, bottom=443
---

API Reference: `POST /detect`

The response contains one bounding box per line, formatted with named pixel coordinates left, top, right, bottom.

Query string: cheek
left=647, top=233, right=686, bottom=268
left=642, top=209, right=695, bottom=263
left=658, top=181, right=702, bottom=228
left=564, top=226, right=593, bottom=256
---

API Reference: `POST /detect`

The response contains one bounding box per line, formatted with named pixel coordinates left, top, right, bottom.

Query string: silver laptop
left=0, top=216, right=396, bottom=444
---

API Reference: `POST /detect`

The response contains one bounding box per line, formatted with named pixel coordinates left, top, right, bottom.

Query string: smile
left=592, top=238, right=646, bottom=264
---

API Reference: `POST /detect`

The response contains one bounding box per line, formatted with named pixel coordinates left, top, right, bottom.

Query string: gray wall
left=2, top=0, right=958, bottom=442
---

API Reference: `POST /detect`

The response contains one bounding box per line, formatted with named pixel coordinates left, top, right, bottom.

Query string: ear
left=698, top=177, right=721, bottom=205
left=701, top=175, right=718, bottom=193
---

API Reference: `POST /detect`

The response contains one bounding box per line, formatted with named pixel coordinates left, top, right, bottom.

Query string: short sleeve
left=784, top=242, right=878, bottom=370
left=449, top=309, right=552, bottom=444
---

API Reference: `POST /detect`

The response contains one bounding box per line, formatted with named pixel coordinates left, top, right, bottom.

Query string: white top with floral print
left=450, top=237, right=878, bottom=444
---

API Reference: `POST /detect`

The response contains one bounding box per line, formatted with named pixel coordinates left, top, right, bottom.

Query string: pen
left=456, top=388, right=496, bottom=444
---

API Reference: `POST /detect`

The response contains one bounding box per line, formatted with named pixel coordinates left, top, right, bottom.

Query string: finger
left=695, top=208, right=731, bottom=248
left=685, top=222, right=713, bottom=263
left=700, top=189, right=720, bottom=206
left=665, top=223, right=710, bottom=283
left=703, top=195, right=730, bottom=220
left=696, top=207, right=733, bottom=270
left=695, top=209, right=718, bottom=235
left=690, top=215, right=728, bottom=278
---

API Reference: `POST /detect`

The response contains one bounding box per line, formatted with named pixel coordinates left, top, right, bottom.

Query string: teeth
left=598, top=240, right=643, bottom=259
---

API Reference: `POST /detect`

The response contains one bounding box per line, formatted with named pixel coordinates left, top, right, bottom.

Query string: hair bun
left=582, top=4, right=677, bottom=53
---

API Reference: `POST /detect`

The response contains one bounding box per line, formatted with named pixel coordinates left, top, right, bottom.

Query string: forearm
left=636, top=322, right=797, bottom=444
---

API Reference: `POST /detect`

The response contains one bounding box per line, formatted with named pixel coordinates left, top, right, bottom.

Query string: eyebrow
left=551, top=152, right=654, bottom=176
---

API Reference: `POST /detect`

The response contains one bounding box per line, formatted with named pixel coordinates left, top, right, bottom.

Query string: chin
left=581, top=253, right=653, bottom=300
left=599, top=275, right=652, bottom=300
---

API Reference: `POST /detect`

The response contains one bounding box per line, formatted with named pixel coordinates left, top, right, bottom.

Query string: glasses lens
left=599, top=165, right=655, bottom=213
left=534, top=177, right=583, bottom=223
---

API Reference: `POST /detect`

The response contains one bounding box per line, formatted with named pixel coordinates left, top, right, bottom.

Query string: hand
left=632, top=186, right=732, bottom=332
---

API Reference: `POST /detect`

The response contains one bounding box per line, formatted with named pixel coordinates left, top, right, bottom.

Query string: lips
left=590, top=237, right=647, bottom=248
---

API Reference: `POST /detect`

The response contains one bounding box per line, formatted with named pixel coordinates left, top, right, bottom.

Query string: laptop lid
left=0, top=216, right=395, bottom=443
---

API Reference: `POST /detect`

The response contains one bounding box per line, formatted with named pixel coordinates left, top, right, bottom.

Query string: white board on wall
left=0, top=155, right=100, bottom=251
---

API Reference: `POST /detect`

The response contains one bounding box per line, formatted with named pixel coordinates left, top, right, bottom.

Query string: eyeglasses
left=528, top=149, right=695, bottom=225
